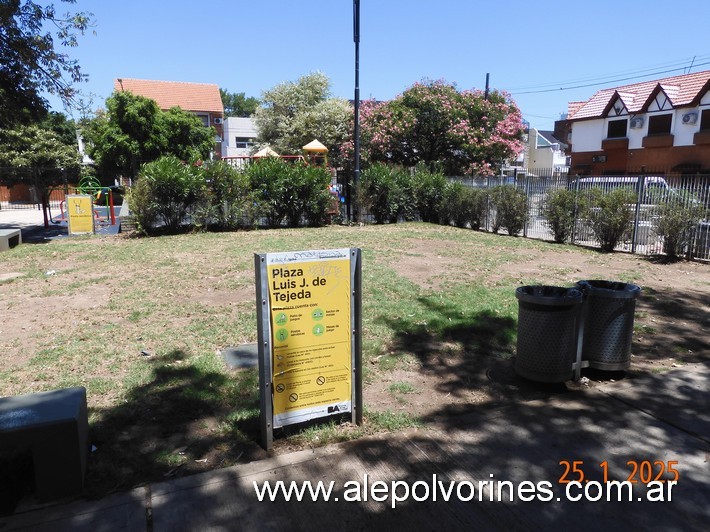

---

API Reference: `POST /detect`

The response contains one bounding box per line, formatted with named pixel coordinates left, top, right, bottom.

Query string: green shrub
left=586, top=188, right=636, bottom=252
left=393, top=167, right=417, bottom=222
left=412, top=167, right=447, bottom=223
left=465, top=188, right=488, bottom=230
left=201, top=161, right=253, bottom=230
left=126, top=178, right=157, bottom=235
left=489, top=185, right=528, bottom=236
left=360, top=163, right=402, bottom=224
left=246, top=158, right=331, bottom=228
left=129, top=156, right=206, bottom=234
left=541, top=188, right=587, bottom=243
left=294, top=163, right=332, bottom=228
left=439, top=182, right=486, bottom=229
left=653, top=192, right=706, bottom=259
left=246, top=157, right=290, bottom=228
left=440, top=181, right=466, bottom=227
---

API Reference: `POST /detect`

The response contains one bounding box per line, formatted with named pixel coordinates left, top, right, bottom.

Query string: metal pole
left=353, top=0, right=361, bottom=223
left=631, top=167, right=645, bottom=254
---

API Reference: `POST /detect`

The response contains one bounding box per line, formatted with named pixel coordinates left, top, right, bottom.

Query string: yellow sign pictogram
left=66, top=194, right=95, bottom=235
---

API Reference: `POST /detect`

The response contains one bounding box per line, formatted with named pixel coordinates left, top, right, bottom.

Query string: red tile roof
left=113, top=78, right=224, bottom=114
left=568, top=70, right=710, bottom=120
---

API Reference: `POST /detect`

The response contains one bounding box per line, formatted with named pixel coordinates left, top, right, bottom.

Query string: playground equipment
left=50, top=176, right=118, bottom=229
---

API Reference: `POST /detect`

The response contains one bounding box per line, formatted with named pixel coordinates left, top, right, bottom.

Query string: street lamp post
left=353, top=0, right=360, bottom=222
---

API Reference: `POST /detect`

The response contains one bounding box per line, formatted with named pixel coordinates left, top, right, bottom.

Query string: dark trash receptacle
left=515, top=285, right=584, bottom=383
left=576, top=280, right=641, bottom=371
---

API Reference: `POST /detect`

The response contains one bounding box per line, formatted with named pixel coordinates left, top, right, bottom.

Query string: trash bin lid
left=515, top=285, right=583, bottom=306
left=576, top=280, right=641, bottom=299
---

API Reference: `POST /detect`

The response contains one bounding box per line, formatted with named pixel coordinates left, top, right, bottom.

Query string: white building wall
left=573, top=100, right=710, bottom=151
left=222, top=117, right=258, bottom=158
left=673, top=109, right=700, bottom=146
left=570, top=120, right=605, bottom=152
left=527, top=129, right=552, bottom=168
left=627, top=117, right=645, bottom=148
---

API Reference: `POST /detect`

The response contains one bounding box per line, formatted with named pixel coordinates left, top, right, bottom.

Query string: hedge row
left=128, top=156, right=332, bottom=235
left=359, top=163, right=529, bottom=235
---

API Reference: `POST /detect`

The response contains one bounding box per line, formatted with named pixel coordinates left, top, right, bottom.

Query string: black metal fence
left=447, top=170, right=710, bottom=260
left=0, top=167, right=80, bottom=211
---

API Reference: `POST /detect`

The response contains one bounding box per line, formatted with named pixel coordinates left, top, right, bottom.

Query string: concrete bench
left=0, top=228, right=22, bottom=251
left=0, top=387, right=88, bottom=502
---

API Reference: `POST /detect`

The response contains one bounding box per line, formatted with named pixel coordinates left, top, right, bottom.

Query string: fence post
left=485, top=175, right=491, bottom=232
left=571, top=175, right=580, bottom=244
left=631, top=168, right=645, bottom=254
left=523, top=172, right=531, bottom=238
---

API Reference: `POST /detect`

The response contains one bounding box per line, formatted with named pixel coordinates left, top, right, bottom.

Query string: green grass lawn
left=1, top=222, right=702, bottom=498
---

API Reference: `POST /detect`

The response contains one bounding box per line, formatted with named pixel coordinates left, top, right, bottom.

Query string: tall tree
left=220, top=89, right=259, bottom=117
left=82, top=91, right=215, bottom=179
left=0, top=0, right=93, bottom=127
left=253, top=72, right=351, bottom=155
left=349, top=79, right=524, bottom=175
left=0, top=123, right=80, bottom=170
left=0, top=121, right=82, bottom=201
left=39, top=110, right=79, bottom=146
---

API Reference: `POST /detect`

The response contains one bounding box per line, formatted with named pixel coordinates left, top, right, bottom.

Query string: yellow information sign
left=266, top=249, right=352, bottom=428
left=66, top=194, right=95, bottom=235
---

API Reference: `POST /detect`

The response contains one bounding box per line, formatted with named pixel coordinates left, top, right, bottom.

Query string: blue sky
left=47, top=0, right=710, bottom=131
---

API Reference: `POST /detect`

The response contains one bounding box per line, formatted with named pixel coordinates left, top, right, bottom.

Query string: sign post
left=66, top=194, right=95, bottom=235
left=255, top=248, right=362, bottom=450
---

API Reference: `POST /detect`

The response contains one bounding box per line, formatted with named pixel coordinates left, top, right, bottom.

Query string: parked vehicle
left=567, top=175, right=670, bottom=194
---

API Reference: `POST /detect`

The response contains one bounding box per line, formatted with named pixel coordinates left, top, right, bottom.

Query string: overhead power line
left=509, top=57, right=710, bottom=95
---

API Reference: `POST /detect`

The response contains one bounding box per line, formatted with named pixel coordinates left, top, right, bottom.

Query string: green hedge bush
left=586, top=188, right=636, bottom=252
left=541, top=188, right=587, bottom=243
left=489, top=185, right=528, bottom=236
left=653, top=192, right=706, bottom=259
left=128, top=156, right=206, bottom=234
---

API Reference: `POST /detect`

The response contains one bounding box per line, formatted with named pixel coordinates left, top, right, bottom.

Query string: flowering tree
left=253, top=72, right=351, bottom=155
left=344, top=79, right=524, bottom=176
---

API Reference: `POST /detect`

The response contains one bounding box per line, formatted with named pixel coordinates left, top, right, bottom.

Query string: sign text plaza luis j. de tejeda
left=255, top=248, right=363, bottom=449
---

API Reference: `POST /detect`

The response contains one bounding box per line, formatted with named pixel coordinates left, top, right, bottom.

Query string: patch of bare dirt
left=365, top=237, right=709, bottom=420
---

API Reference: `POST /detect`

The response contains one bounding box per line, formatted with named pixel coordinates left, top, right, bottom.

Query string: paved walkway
left=0, top=206, right=120, bottom=242
left=2, top=363, right=708, bottom=531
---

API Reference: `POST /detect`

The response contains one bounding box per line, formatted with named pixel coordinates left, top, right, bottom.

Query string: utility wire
left=509, top=57, right=710, bottom=95
left=508, top=55, right=710, bottom=91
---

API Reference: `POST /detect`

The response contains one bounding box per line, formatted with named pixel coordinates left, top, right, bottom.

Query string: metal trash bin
left=514, top=285, right=584, bottom=383
left=576, top=280, right=641, bottom=371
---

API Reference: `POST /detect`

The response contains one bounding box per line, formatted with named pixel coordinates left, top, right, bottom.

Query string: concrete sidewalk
left=0, top=206, right=120, bottom=243
left=2, top=363, right=709, bottom=531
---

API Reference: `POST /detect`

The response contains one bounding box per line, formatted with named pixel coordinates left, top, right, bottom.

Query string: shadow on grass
left=84, top=349, right=265, bottom=499
left=377, top=297, right=572, bottom=417
left=634, top=286, right=710, bottom=360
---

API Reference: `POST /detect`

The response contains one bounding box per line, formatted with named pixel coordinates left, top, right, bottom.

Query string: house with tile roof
left=557, top=70, right=710, bottom=175
left=525, top=128, right=569, bottom=174
left=114, top=78, right=225, bottom=156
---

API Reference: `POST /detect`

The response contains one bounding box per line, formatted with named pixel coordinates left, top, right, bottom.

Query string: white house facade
left=221, top=117, right=258, bottom=159
left=560, top=70, right=710, bottom=174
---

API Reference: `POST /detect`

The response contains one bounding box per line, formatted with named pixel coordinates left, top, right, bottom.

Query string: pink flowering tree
left=341, top=80, right=524, bottom=176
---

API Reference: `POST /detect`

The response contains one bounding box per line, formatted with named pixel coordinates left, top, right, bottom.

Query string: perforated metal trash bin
left=576, top=280, right=641, bottom=371
left=514, top=286, right=584, bottom=383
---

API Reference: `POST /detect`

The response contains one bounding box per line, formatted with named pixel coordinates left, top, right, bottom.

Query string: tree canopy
left=0, top=122, right=81, bottom=170
left=0, top=0, right=93, bottom=127
left=253, top=72, right=351, bottom=155
left=348, top=79, right=524, bottom=176
left=82, top=91, right=216, bottom=179
left=220, top=89, right=259, bottom=117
